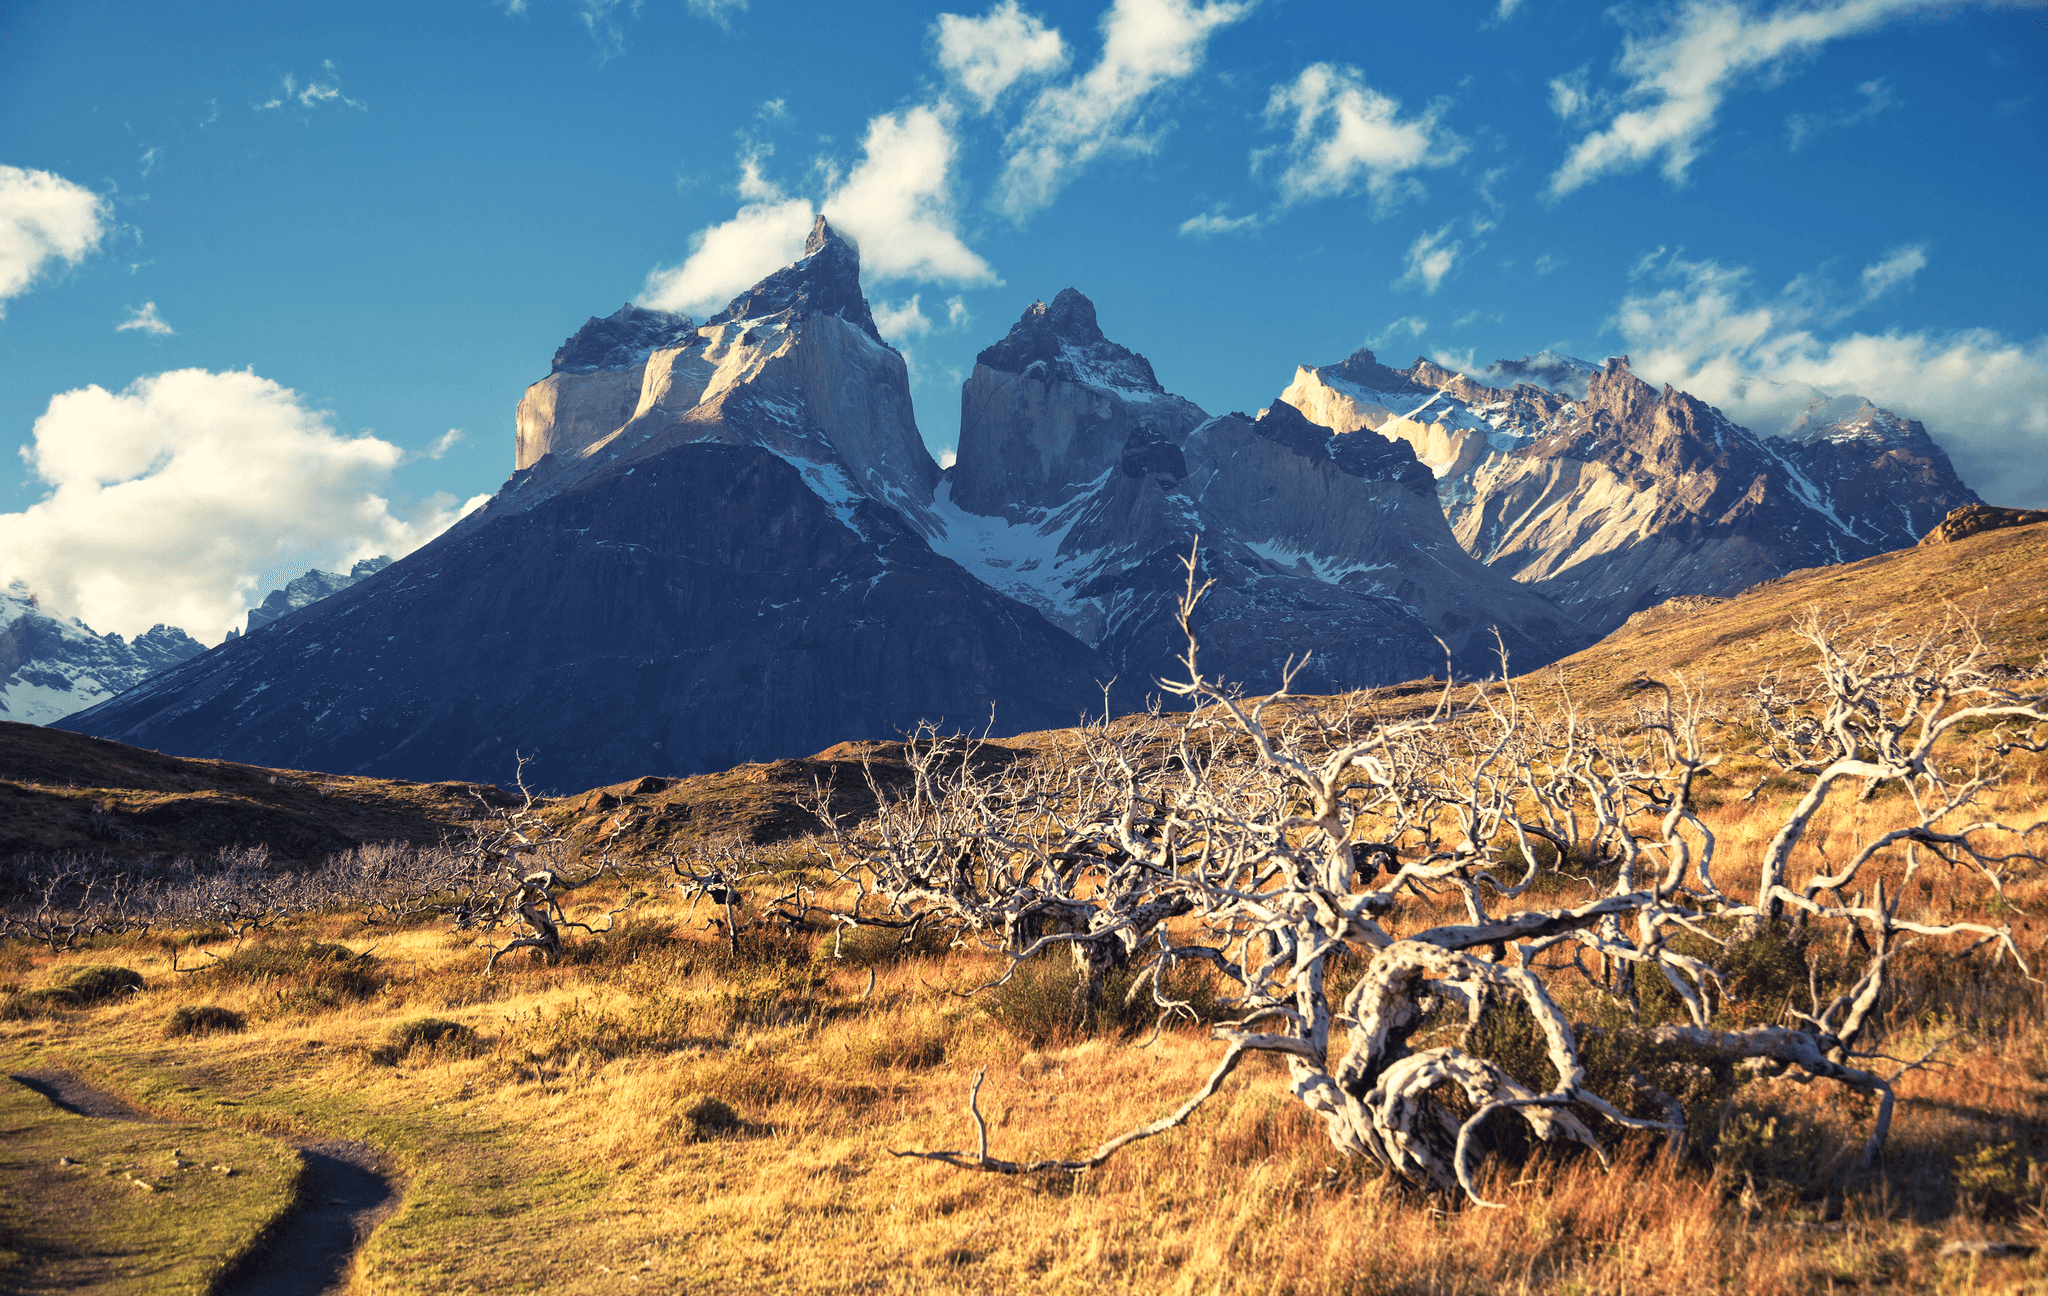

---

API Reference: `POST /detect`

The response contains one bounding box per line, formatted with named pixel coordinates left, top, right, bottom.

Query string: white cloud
left=1366, top=316, right=1429, bottom=349
left=934, top=1, right=1069, bottom=112
left=874, top=296, right=933, bottom=340
left=0, top=166, right=108, bottom=316
left=1616, top=251, right=2048, bottom=508
left=1548, top=67, right=1596, bottom=121
left=641, top=108, right=995, bottom=316
left=938, top=446, right=959, bottom=469
left=1178, top=206, right=1262, bottom=237
left=638, top=159, right=815, bottom=315
left=995, top=0, right=1252, bottom=218
left=1496, top=0, right=1525, bottom=15
left=0, top=369, right=484, bottom=643
left=422, top=428, right=466, bottom=460
left=1398, top=224, right=1461, bottom=294
left=1533, top=253, right=1564, bottom=275
left=823, top=105, right=996, bottom=287
left=1858, top=242, right=1925, bottom=300
left=255, top=60, right=367, bottom=113
left=116, top=302, right=174, bottom=336
left=1260, top=63, right=1464, bottom=211
left=1549, top=0, right=1971, bottom=198
left=1787, top=76, right=1896, bottom=149
left=946, top=295, right=971, bottom=329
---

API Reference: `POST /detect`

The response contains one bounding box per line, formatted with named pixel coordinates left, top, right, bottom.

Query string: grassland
left=3, top=523, right=2046, bottom=1294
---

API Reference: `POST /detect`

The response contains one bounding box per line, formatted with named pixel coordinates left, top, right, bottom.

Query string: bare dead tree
left=452, top=758, right=630, bottom=975
left=893, top=549, right=2046, bottom=1204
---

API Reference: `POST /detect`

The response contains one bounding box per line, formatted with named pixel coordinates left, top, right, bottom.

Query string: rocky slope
left=1278, top=349, right=1980, bottom=634
left=933, top=294, right=1593, bottom=692
left=60, top=221, right=1111, bottom=789
left=0, top=587, right=203, bottom=726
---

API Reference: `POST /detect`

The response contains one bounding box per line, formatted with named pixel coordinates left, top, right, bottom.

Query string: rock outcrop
left=934, top=295, right=1593, bottom=692
left=61, top=222, right=1110, bottom=788
left=1920, top=503, right=2048, bottom=545
left=1278, top=347, right=1981, bottom=635
left=1, top=587, right=203, bottom=725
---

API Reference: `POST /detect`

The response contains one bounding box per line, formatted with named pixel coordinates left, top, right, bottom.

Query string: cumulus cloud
left=0, top=369, right=486, bottom=643
left=1616, top=250, right=2048, bottom=508
left=1260, top=63, right=1465, bottom=211
left=995, top=0, right=1252, bottom=218
left=0, top=166, right=108, bottom=316
left=255, top=60, right=367, bottom=113
left=641, top=108, right=995, bottom=316
left=1178, top=205, right=1262, bottom=237
left=1399, top=224, right=1461, bottom=294
left=934, top=1, right=1069, bottom=112
left=117, top=302, right=174, bottom=336
left=1549, top=0, right=1971, bottom=198
left=874, top=296, right=934, bottom=340
left=823, top=105, right=996, bottom=286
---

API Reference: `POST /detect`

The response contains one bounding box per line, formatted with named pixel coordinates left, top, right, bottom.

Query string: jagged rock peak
left=1323, top=347, right=1420, bottom=392
left=553, top=304, right=697, bottom=375
left=705, top=215, right=883, bottom=344
left=975, top=288, right=1163, bottom=392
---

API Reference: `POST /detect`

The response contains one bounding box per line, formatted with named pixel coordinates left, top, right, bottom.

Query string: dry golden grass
left=4, top=792, right=2045, bottom=1296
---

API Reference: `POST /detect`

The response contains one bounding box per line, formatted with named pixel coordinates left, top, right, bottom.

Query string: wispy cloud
left=1259, top=63, right=1464, bottom=212
left=1787, top=77, right=1896, bottom=150
left=994, top=0, right=1252, bottom=219
left=1178, top=205, right=1262, bottom=238
left=1398, top=224, right=1461, bottom=294
left=117, top=301, right=174, bottom=336
left=1549, top=0, right=1976, bottom=198
left=934, top=1, right=1069, bottom=112
left=1367, top=315, right=1429, bottom=349
left=255, top=60, right=367, bottom=113
left=0, top=166, right=108, bottom=318
left=1859, top=243, right=1926, bottom=301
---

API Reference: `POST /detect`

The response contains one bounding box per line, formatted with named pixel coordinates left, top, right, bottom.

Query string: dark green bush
left=672, top=1092, right=740, bottom=1141
left=371, top=1015, right=478, bottom=1064
left=0, top=987, right=83, bottom=1019
left=165, top=1004, right=246, bottom=1036
left=55, top=964, right=143, bottom=1004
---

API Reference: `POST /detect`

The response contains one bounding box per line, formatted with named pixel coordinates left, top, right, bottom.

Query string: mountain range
left=56, top=218, right=1979, bottom=788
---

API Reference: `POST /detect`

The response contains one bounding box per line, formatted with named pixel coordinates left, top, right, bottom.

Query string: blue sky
left=2, top=0, right=2044, bottom=643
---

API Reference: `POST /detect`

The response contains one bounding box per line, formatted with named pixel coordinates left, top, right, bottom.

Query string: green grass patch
left=0, top=1076, right=300, bottom=1295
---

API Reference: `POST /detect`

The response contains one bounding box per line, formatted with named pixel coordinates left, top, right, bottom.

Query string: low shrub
left=202, top=939, right=383, bottom=1013
left=372, top=1015, right=478, bottom=1065
left=55, top=964, right=143, bottom=1004
left=165, top=1004, right=246, bottom=1036
left=671, top=1092, right=740, bottom=1141
left=0, top=987, right=83, bottom=1019
left=512, top=993, right=697, bottom=1062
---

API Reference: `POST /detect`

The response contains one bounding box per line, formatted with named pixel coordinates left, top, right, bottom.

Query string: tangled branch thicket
left=817, top=559, right=2046, bottom=1202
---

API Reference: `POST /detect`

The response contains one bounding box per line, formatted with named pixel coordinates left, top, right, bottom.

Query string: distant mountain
left=0, top=586, right=203, bottom=725
left=933, top=291, right=1593, bottom=692
left=228, top=556, right=393, bottom=638
left=1277, top=349, right=1979, bottom=633
left=62, top=220, right=1111, bottom=788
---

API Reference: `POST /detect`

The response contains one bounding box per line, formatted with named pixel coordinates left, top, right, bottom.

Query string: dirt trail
left=8, top=1069, right=398, bottom=1296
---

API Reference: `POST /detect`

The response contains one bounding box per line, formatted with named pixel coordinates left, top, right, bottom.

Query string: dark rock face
left=1921, top=503, right=2048, bottom=545
left=947, top=291, right=1207, bottom=517
left=553, top=304, right=697, bottom=375
left=706, top=217, right=882, bottom=345
left=60, top=443, right=1109, bottom=789
left=934, top=295, right=1594, bottom=692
